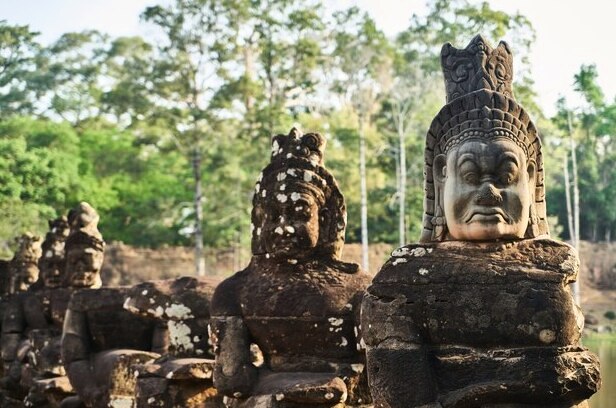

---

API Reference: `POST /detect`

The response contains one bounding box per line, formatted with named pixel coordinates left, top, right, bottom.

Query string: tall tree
left=0, top=21, right=40, bottom=117
left=331, top=7, right=393, bottom=271
left=142, top=0, right=241, bottom=276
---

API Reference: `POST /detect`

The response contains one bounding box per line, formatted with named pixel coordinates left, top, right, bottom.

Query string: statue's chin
left=450, top=222, right=525, bottom=241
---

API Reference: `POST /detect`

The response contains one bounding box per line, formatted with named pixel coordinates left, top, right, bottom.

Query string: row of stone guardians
left=0, top=36, right=601, bottom=407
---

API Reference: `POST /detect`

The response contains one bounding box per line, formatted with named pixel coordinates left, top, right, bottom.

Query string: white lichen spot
left=109, top=397, right=133, bottom=408
left=149, top=298, right=155, bottom=304
left=133, top=370, right=139, bottom=378
left=286, top=168, right=297, bottom=177
left=304, top=171, right=313, bottom=182
left=290, top=192, right=301, bottom=202
left=351, top=363, right=364, bottom=373
left=287, top=259, right=298, bottom=264
left=266, top=253, right=270, bottom=259
left=250, top=223, right=255, bottom=233
left=166, top=372, right=174, bottom=379
left=165, top=303, right=193, bottom=319
left=340, top=337, right=348, bottom=347
left=141, top=289, right=148, bottom=296
left=272, top=140, right=280, bottom=155
left=277, top=172, right=287, bottom=181
left=284, top=225, right=295, bottom=233
left=324, top=392, right=334, bottom=400
left=286, top=153, right=293, bottom=159
left=539, top=329, right=556, bottom=344
left=392, top=258, right=407, bottom=265
left=328, top=317, right=344, bottom=326
left=168, top=320, right=193, bottom=351
left=418, top=268, right=429, bottom=276
left=275, top=227, right=284, bottom=235
left=193, top=336, right=200, bottom=342
left=148, top=397, right=156, bottom=404
left=354, top=326, right=358, bottom=336
left=345, top=303, right=353, bottom=310
left=427, top=248, right=433, bottom=253
left=256, top=227, right=262, bottom=236
left=279, top=184, right=286, bottom=191
left=295, top=206, right=303, bottom=211
left=275, top=393, right=285, bottom=401
left=261, top=189, right=267, bottom=197
left=255, top=183, right=260, bottom=194
left=410, top=247, right=427, bottom=257
left=45, top=250, right=53, bottom=259
left=391, top=247, right=409, bottom=257
left=359, top=338, right=366, bottom=349
left=233, top=392, right=243, bottom=398
left=276, top=194, right=288, bottom=203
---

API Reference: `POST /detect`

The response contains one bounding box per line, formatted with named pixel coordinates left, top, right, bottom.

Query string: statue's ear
left=527, top=158, right=536, bottom=196
left=433, top=154, right=447, bottom=185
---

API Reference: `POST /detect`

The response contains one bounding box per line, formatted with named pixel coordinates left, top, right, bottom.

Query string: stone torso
left=217, top=258, right=370, bottom=370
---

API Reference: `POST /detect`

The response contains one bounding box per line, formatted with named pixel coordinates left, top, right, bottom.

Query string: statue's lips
left=465, top=209, right=508, bottom=223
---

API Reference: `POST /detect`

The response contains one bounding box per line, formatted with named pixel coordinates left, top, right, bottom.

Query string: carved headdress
left=65, top=202, right=105, bottom=252
left=420, top=35, right=548, bottom=242
left=251, top=128, right=347, bottom=259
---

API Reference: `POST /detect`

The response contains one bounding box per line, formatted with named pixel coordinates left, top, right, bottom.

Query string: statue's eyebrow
left=457, top=152, right=478, bottom=168
left=497, top=151, right=520, bottom=167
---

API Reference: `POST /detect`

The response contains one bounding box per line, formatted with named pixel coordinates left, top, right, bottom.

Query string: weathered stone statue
left=57, top=204, right=168, bottom=408
left=1, top=216, right=71, bottom=406
left=362, top=35, right=601, bottom=407
left=8, top=233, right=42, bottom=294
left=211, top=128, right=372, bottom=407
left=124, top=276, right=222, bottom=407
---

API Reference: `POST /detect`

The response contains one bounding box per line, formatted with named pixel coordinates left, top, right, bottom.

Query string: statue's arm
left=61, top=307, right=101, bottom=405
left=361, top=291, right=439, bottom=408
left=210, top=276, right=257, bottom=397
left=211, top=315, right=258, bottom=397
left=1, top=296, right=25, bottom=366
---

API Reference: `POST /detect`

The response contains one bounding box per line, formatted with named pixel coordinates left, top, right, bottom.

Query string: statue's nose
left=476, top=182, right=503, bottom=206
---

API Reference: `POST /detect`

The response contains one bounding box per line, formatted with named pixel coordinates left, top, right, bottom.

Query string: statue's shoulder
left=211, top=268, right=249, bottom=316
left=371, top=237, right=577, bottom=289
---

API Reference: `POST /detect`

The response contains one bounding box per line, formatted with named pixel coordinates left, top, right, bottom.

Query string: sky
left=1, top=0, right=615, bottom=116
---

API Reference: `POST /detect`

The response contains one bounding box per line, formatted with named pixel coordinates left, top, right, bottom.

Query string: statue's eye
left=463, top=172, right=479, bottom=185
left=304, top=134, right=319, bottom=150
left=499, top=172, right=516, bottom=185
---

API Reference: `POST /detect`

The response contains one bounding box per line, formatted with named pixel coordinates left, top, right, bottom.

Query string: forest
left=1, top=0, right=615, bottom=272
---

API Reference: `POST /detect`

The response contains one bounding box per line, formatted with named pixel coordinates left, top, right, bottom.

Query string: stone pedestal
left=124, top=276, right=223, bottom=407
left=362, top=239, right=601, bottom=407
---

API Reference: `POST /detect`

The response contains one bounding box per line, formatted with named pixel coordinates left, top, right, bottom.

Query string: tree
left=141, top=0, right=242, bottom=276
left=330, top=7, right=393, bottom=271
left=0, top=21, right=40, bottom=117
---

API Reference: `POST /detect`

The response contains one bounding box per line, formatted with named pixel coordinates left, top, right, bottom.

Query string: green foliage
left=605, top=311, right=616, bottom=320
left=2, top=0, right=614, bottom=262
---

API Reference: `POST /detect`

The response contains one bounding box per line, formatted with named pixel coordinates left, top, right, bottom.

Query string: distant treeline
left=1, top=0, right=615, bottom=258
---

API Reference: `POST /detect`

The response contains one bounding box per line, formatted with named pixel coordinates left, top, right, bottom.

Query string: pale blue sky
left=2, top=0, right=615, bottom=116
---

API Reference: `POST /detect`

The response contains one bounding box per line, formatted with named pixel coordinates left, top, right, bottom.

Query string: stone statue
left=211, top=128, right=372, bottom=407
left=64, top=202, right=104, bottom=289
left=1, top=216, right=71, bottom=406
left=8, top=233, right=42, bottom=294
left=124, top=276, right=222, bottom=407
left=56, top=204, right=169, bottom=408
left=361, top=35, right=601, bottom=407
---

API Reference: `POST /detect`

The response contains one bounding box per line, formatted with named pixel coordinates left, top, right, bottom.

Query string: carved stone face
left=11, top=263, right=39, bottom=292
left=65, top=246, right=103, bottom=288
left=262, top=191, right=320, bottom=257
left=435, top=138, right=535, bottom=241
left=39, top=249, right=65, bottom=288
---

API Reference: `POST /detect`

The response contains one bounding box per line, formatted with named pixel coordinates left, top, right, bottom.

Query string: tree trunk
left=398, top=121, right=407, bottom=248
left=193, top=149, right=206, bottom=277
left=359, top=116, right=369, bottom=272
left=567, top=113, right=580, bottom=305
left=564, top=151, right=575, bottom=246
